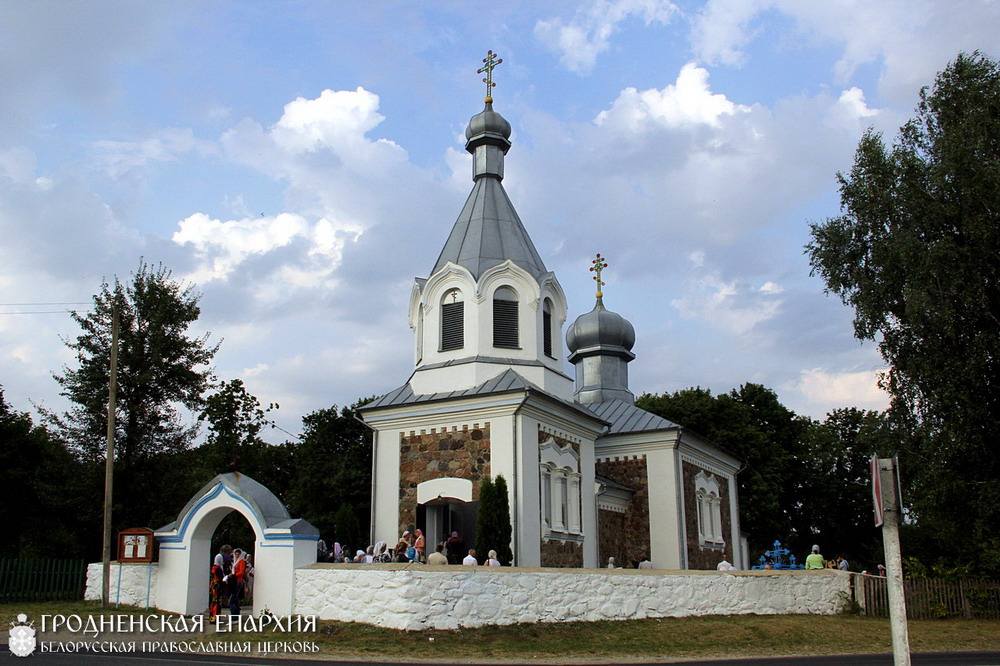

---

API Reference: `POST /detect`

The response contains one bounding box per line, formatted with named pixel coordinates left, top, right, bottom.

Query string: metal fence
left=859, top=575, right=1000, bottom=619
left=0, top=558, right=87, bottom=603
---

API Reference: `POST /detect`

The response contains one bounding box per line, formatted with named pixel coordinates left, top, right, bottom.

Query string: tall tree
left=48, top=261, right=219, bottom=533
left=0, top=386, right=89, bottom=558
left=285, top=399, right=373, bottom=542
left=807, top=52, right=1000, bottom=573
left=199, top=378, right=275, bottom=475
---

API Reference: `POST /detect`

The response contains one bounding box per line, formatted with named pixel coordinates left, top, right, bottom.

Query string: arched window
left=441, top=289, right=464, bottom=351
left=493, top=286, right=519, bottom=349
left=542, top=298, right=554, bottom=358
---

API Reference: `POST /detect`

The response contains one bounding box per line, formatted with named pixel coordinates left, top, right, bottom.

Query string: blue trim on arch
left=156, top=482, right=265, bottom=544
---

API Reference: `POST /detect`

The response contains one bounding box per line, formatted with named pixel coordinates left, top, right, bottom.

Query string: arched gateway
left=154, top=473, right=318, bottom=616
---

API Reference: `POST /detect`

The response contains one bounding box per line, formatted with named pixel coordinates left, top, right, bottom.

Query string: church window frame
left=492, top=285, right=520, bottom=349
left=440, top=288, right=465, bottom=351
left=539, top=437, right=581, bottom=539
left=694, top=471, right=724, bottom=546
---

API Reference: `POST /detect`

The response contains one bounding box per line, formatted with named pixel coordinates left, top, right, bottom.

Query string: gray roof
left=586, top=399, right=680, bottom=435
left=362, top=368, right=604, bottom=425
left=158, top=472, right=317, bottom=536
left=364, top=368, right=536, bottom=410
left=431, top=176, right=547, bottom=280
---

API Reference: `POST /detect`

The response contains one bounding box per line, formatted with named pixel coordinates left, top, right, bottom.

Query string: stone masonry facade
left=398, top=423, right=491, bottom=534
left=595, top=455, right=650, bottom=567
left=683, top=460, right=732, bottom=570
left=538, top=427, right=583, bottom=567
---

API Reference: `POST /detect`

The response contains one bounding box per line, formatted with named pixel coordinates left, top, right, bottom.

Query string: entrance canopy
left=154, top=473, right=317, bottom=616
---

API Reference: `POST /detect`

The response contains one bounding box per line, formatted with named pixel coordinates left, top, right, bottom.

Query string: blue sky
left=2, top=0, right=997, bottom=440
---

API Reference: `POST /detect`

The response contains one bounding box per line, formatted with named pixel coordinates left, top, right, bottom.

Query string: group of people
left=209, top=544, right=254, bottom=620
left=317, top=530, right=504, bottom=566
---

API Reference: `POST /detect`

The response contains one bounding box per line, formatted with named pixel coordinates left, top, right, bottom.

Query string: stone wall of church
left=540, top=539, right=583, bottom=567
left=538, top=427, right=583, bottom=567
left=682, top=460, right=732, bottom=570
left=595, top=455, right=650, bottom=567
left=398, top=423, right=491, bottom=534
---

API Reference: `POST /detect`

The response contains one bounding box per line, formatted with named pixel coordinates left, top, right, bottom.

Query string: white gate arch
left=154, top=473, right=318, bottom=616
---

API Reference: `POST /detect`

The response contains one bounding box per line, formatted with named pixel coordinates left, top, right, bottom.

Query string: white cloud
left=93, top=128, right=216, bottom=177
left=670, top=252, right=783, bottom=335
left=690, top=1, right=1000, bottom=103
left=171, top=211, right=362, bottom=291
left=786, top=367, right=890, bottom=416
left=535, top=0, right=678, bottom=74
left=596, top=63, right=750, bottom=130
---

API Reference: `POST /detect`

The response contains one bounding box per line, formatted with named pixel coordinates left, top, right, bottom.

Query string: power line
left=0, top=310, right=83, bottom=315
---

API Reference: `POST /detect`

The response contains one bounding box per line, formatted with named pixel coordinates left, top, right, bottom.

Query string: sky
left=1, top=0, right=997, bottom=442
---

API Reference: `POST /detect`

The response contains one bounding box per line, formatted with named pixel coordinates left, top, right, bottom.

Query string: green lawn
left=3, top=601, right=998, bottom=662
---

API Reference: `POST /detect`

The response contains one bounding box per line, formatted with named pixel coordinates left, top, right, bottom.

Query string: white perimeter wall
left=86, top=561, right=850, bottom=632
left=294, top=565, right=851, bottom=631
left=85, top=563, right=159, bottom=609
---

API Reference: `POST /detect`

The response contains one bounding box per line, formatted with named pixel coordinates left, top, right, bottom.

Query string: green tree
left=0, top=386, right=89, bottom=558
left=48, top=261, right=219, bottom=536
left=806, top=52, right=1000, bottom=573
left=793, top=409, right=895, bottom=569
left=199, top=378, right=275, bottom=475
left=474, top=474, right=513, bottom=565
left=285, top=399, right=373, bottom=542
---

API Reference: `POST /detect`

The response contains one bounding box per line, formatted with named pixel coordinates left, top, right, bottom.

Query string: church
left=358, top=54, right=745, bottom=570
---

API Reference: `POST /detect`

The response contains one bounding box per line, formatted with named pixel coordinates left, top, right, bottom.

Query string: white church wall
left=293, top=566, right=852, bottom=631
left=646, top=447, right=683, bottom=569
left=85, top=562, right=158, bottom=608
left=372, top=427, right=402, bottom=547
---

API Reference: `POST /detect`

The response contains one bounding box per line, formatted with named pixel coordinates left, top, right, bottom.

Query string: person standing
left=462, top=549, right=478, bottom=566
left=445, top=531, right=464, bottom=564
left=414, top=529, right=426, bottom=562
left=486, top=549, right=501, bottom=566
left=805, top=544, right=825, bottom=570
left=837, top=556, right=850, bottom=571
left=228, top=548, right=247, bottom=616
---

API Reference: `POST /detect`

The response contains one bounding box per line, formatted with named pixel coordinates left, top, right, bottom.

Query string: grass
left=3, top=601, right=999, bottom=662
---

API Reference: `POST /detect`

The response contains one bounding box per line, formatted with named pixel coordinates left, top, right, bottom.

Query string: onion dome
left=566, top=298, right=636, bottom=355
left=465, top=101, right=512, bottom=143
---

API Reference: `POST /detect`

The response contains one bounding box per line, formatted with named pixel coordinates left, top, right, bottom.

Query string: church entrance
left=418, top=500, right=477, bottom=561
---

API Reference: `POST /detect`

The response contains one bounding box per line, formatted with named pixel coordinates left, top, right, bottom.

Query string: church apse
left=398, top=423, right=491, bottom=534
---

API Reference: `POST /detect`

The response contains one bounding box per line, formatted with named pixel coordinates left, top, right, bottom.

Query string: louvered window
left=441, top=290, right=464, bottom=351
left=543, top=299, right=553, bottom=358
left=493, top=286, right=519, bottom=349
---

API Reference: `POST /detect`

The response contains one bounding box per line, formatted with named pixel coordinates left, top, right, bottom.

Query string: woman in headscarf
left=208, top=551, right=225, bottom=621
left=445, top=531, right=464, bottom=564
left=394, top=532, right=412, bottom=562
left=413, top=529, right=426, bottom=563
left=333, top=542, right=343, bottom=563
left=373, top=541, right=389, bottom=563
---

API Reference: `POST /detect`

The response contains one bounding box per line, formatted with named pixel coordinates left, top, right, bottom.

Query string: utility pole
left=873, top=455, right=910, bottom=666
left=101, top=299, right=119, bottom=608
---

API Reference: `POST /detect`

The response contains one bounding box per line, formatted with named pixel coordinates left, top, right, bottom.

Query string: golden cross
left=477, top=49, right=503, bottom=103
left=590, top=253, right=608, bottom=299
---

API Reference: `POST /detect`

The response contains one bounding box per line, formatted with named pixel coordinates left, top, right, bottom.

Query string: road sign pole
left=877, top=456, right=910, bottom=666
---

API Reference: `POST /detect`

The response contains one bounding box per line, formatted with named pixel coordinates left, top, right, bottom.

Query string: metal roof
left=431, top=175, right=547, bottom=280
left=364, top=367, right=533, bottom=409
left=585, top=399, right=680, bottom=434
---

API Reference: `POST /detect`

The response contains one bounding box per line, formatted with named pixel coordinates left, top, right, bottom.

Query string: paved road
left=7, top=650, right=1000, bottom=665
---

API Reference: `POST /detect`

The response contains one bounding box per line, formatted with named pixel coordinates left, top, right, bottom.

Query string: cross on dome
left=590, top=253, right=608, bottom=298
left=477, top=49, right=503, bottom=103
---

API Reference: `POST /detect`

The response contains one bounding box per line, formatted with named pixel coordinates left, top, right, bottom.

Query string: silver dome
left=566, top=298, right=636, bottom=354
left=465, top=101, right=512, bottom=142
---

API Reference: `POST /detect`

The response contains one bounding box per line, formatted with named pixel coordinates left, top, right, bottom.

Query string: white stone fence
left=87, top=561, right=850, bottom=631
left=294, top=564, right=852, bottom=631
